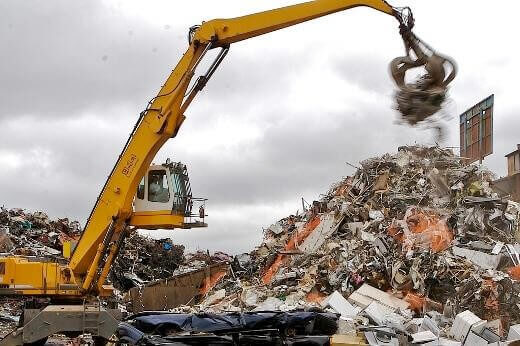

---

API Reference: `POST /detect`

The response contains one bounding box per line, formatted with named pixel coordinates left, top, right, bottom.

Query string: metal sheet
left=125, top=262, right=230, bottom=313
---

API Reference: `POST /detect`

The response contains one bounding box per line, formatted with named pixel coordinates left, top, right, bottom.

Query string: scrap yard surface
left=2, top=0, right=519, bottom=345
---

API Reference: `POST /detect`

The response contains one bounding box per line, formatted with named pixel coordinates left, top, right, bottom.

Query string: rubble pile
left=0, top=206, right=186, bottom=291
left=110, top=232, right=185, bottom=290
left=0, top=207, right=81, bottom=257
left=0, top=298, right=21, bottom=338
left=185, top=146, right=520, bottom=344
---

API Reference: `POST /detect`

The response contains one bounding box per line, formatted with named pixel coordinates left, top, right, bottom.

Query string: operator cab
left=131, top=160, right=207, bottom=229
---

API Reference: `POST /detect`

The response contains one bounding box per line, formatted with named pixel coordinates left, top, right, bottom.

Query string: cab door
left=134, top=166, right=174, bottom=213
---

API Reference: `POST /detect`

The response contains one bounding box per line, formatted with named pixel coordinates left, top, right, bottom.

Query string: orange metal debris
left=200, top=268, right=228, bottom=295
left=508, top=266, right=520, bottom=280
left=305, top=289, right=327, bottom=304
left=481, top=279, right=500, bottom=321
left=262, top=215, right=321, bottom=284
left=404, top=292, right=425, bottom=312
left=388, top=207, right=453, bottom=253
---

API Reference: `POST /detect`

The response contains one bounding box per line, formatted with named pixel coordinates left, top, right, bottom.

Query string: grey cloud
left=333, top=54, right=392, bottom=95
left=0, top=0, right=185, bottom=120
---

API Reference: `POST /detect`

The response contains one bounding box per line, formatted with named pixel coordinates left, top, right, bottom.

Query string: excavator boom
left=70, top=0, right=405, bottom=289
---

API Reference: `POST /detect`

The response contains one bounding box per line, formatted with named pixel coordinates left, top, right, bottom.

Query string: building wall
left=507, top=152, right=520, bottom=176
left=493, top=173, right=520, bottom=202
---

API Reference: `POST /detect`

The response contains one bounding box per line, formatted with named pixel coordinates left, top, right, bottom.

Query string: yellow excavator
left=0, top=0, right=456, bottom=344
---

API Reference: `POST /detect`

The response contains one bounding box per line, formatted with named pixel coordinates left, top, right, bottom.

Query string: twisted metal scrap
left=390, top=8, right=457, bottom=126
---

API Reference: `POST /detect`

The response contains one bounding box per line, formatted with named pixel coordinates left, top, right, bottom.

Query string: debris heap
left=179, top=145, right=520, bottom=344
left=0, top=208, right=81, bottom=257
left=110, top=233, right=185, bottom=290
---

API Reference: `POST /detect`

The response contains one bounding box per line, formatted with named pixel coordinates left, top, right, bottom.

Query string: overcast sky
left=1, top=1, right=518, bottom=254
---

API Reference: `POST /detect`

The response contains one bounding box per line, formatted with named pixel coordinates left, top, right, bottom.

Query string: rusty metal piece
left=125, top=262, right=230, bottom=313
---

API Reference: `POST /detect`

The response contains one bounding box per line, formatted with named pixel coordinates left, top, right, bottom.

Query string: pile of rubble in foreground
left=162, top=146, right=520, bottom=345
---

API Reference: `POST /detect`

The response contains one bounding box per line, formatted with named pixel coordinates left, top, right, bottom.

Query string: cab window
left=137, top=177, right=145, bottom=200
left=148, top=170, right=170, bottom=203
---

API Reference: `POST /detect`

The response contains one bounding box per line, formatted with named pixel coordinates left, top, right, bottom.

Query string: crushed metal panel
left=125, top=262, right=229, bottom=313
left=452, top=246, right=501, bottom=270
left=298, top=213, right=344, bottom=254
left=460, top=94, right=494, bottom=164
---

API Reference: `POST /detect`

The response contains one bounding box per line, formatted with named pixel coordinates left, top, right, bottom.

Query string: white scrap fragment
left=361, top=230, right=376, bottom=242
left=452, top=246, right=501, bottom=270
left=508, top=324, right=520, bottom=341
left=411, top=330, right=437, bottom=343
left=464, top=331, right=489, bottom=346
left=420, top=315, right=440, bottom=336
left=253, top=297, right=283, bottom=311
left=348, top=283, right=409, bottom=311
left=368, top=210, right=384, bottom=221
left=364, top=301, right=393, bottom=325
left=451, top=181, right=464, bottom=190
left=202, top=289, right=226, bottom=307
left=491, top=241, right=504, bottom=255
left=267, top=222, right=284, bottom=235
left=298, top=213, right=343, bottom=254
left=449, top=310, right=487, bottom=342
left=320, top=291, right=360, bottom=318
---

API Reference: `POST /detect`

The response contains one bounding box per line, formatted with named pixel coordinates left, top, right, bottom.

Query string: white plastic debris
left=411, top=330, right=437, bottom=343
left=449, top=310, right=487, bottom=342
left=508, top=324, right=520, bottom=341
left=321, top=291, right=360, bottom=318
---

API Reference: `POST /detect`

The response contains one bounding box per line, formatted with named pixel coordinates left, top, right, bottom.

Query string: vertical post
left=479, top=109, right=484, bottom=164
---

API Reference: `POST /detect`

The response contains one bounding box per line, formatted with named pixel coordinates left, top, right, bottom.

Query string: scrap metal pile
left=0, top=209, right=82, bottom=337
left=110, top=233, right=185, bottom=291
left=162, top=145, right=520, bottom=344
left=0, top=208, right=81, bottom=257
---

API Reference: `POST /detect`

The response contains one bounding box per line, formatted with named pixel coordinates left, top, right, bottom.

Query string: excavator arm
left=69, top=0, right=412, bottom=294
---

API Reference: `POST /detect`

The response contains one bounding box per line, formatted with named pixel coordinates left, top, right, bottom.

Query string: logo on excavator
left=122, top=154, right=139, bottom=177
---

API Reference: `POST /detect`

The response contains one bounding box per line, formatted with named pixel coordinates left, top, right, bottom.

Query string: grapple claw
left=390, top=8, right=457, bottom=126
